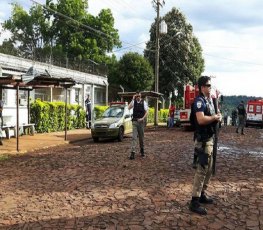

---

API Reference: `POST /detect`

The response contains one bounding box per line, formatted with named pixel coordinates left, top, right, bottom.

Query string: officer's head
left=198, top=76, right=211, bottom=95
left=135, top=91, right=141, bottom=101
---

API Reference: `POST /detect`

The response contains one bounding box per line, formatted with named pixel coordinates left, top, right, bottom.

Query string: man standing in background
left=236, top=100, right=246, bottom=135
left=85, top=95, right=92, bottom=129
left=0, top=100, right=4, bottom=145
left=168, top=103, right=175, bottom=128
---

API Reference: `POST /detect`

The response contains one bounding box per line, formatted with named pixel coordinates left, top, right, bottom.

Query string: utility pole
left=153, top=0, right=165, bottom=126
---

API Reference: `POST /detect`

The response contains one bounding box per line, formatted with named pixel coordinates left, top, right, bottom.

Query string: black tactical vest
left=195, top=96, right=215, bottom=141
left=133, top=100, right=145, bottom=120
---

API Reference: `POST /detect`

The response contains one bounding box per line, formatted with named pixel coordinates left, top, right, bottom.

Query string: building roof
left=0, top=53, right=107, bottom=86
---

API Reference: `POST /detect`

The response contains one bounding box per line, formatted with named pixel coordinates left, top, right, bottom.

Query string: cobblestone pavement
left=0, top=126, right=262, bottom=230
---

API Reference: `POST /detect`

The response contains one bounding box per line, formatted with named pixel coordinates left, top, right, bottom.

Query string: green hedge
left=30, top=100, right=86, bottom=133
left=30, top=101, right=169, bottom=133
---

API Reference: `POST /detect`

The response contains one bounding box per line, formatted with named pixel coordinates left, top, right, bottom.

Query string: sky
left=0, top=0, right=263, bottom=97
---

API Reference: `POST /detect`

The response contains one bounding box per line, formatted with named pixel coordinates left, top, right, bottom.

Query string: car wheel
left=117, top=127, right=124, bottom=142
left=93, top=137, right=99, bottom=142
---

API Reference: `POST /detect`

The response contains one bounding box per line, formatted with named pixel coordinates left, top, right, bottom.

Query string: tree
left=46, top=0, right=121, bottom=64
left=144, top=7, right=205, bottom=98
left=2, top=0, right=121, bottom=71
left=108, top=52, right=154, bottom=94
left=0, top=39, right=20, bottom=56
left=3, top=3, right=49, bottom=60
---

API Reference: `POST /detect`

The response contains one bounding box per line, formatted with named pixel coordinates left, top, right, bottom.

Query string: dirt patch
left=0, top=125, right=262, bottom=229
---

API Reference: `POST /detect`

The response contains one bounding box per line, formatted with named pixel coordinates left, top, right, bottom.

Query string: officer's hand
left=198, top=153, right=209, bottom=169
left=213, top=113, right=222, bottom=122
left=217, top=113, right=222, bottom=122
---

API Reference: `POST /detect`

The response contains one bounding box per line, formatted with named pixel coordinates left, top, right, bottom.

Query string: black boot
left=199, top=192, right=213, bottom=204
left=192, top=152, right=198, bottom=169
left=140, top=148, right=145, bottom=158
left=241, top=129, right=244, bottom=135
left=129, top=151, right=135, bottom=160
left=236, top=128, right=238, bottom=133
left=189, top=197, right=207, bottom=215
left=0, top=138, right=3, bottom=145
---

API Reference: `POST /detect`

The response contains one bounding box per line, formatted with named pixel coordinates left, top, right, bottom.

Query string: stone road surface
left=0, top=126, right=262, bottom=230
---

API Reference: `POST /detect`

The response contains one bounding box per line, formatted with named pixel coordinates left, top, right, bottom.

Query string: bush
left=30, top=100, right=86, bottom=133
left=30, top=101, right=168, bottom=134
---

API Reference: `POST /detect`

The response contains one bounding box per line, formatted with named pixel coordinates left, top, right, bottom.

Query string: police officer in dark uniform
left=231, top=109, right=237, bottom=126
left=85, top=95, right=92, bottom=129
left=0, top=100, right=3, bottom=145
left=236, top=100, right=246, bottom=135
left=128, top=91, right=148, bottom=160
left=189, top=76, right=222, bottom=215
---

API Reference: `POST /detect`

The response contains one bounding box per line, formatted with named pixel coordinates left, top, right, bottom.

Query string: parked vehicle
left=245, top=99, right=263, bottom=128
left=91, top=102, right=133, bottom=142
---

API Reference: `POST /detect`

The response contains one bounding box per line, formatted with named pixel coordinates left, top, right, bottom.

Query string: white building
left=0, top=53, right=108, bottom=126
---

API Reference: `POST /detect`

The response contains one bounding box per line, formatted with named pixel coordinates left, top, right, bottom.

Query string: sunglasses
left=204, top=84, right=211, bottom=88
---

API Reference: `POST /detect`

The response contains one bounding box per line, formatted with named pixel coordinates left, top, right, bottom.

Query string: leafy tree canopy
left=108, top=52, right=154, bottom=93
left=144, top=7, right=205, bottom=98
left=1, top=0, right=121, bottom=68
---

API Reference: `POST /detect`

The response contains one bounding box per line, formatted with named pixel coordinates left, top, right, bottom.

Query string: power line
left=204, top=53, right=263, bottom=66
left=31, top=0, right=112, bottom=39
left=30, top=0, right=146, bottom=49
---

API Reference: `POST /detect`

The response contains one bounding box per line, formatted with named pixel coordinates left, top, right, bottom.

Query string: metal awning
left=0, top=73, right=76, bottom=152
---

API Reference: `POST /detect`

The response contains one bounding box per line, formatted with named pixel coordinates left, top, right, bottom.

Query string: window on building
left=53, top=88, right=64, bottom=102
left=75, top=88, right=80, bottom=104
left=256, top=105, right=261, bottom=113
left=94, top=87, right=105, bottom=105
left=85, top=86, right=91, bottom=98
left=19, top=90, right=28, bottom=106
left=2, top=89, right=7, bottom=105
left=35, top=88, right=51, bottom=101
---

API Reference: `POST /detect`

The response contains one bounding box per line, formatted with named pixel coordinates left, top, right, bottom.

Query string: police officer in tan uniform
left=189, top=76, right=222, bottom=215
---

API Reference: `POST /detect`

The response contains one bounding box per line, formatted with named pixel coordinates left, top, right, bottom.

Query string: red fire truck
left=179, top=84, right=221, bottom=128
left=179, top=85, right=199, bottom=128
left=245, top=99, right=263, bottom=128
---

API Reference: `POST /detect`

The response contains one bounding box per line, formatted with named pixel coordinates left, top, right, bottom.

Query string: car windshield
left=102, top=107, right=124, bottom=118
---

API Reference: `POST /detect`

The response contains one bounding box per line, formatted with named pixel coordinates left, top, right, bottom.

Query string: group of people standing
left=127, top=77, right=222, bottom=215
left=221, top=102, right=247, bottom=135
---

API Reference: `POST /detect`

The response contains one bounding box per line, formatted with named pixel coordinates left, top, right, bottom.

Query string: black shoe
left=199, top=192, right=213, bottom=204
left=129, top=152, right=135, bottom=160
left=140, top=148, right=145, bottom=158
left=236, top=129, right=238, bottom=133
left=0, top=139, right=3, bottom=145
left=189, top=198, right=207, bottom=215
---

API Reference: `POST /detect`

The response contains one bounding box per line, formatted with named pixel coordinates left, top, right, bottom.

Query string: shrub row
left=30, top=100, right=86, bottom=133
left=30, top=101, right=169, bottom=133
